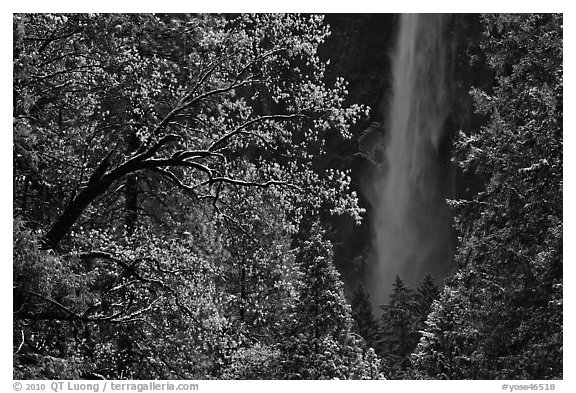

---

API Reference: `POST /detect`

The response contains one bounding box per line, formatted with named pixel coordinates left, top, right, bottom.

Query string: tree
left=279, top=225, right=383, bottom=379
left=411, top=280, right=480, bottom=380
left=350, top=285, right=379, bottom=350
left=14, top=13, right=365, bottom=249
left=413, top=273, right=440, bottom=331
left=379, top=276, right=418, bottom=357
left=377, top=276, right=420, bottom=378
left=13, top=13, right=368, bottom=379
left=413, top=13, right=562, bottom=379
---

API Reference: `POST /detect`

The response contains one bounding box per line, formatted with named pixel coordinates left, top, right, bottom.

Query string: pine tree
left=379, top=276, right=418, bottom=357
left=411, top=281, right=479, bottom=379
left=280, top=225, right=383, bottom=379
left=413, top=14, right=562, bottom=379
left=377, top=276, right=420, bottom=378
left=351, top=286, right=379, bottom=350
left=414, top=273, right=440, bottom=330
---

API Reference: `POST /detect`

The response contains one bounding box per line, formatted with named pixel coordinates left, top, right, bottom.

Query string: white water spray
left=367, top=14, right=453, bottom=306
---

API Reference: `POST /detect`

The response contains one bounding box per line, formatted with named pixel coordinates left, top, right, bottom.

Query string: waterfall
left=367, top=14, right=454, bottom=307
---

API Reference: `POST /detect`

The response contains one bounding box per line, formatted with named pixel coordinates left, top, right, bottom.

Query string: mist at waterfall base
left=364, top=14, right=455, bottom=310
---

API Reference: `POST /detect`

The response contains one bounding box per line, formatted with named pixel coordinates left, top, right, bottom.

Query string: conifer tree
left=379, top=276, right=418, bottom=358
left=376, top=276, right=419, bottom=378
left=351, top=286, right=379, bottom=350
left=413, top=14, right=562, bottom=379
left=414, top=273, right=440, bottom=330
left=280, top=225, right=383, bottom=379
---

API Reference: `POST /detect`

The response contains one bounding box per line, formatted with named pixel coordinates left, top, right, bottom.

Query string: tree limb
left=147, top=167, right=199, bottom=198
left=209, top=113, right=302, bottom=152
left=202, top=177, right=302, bottom=191
left=148, top=79, right=257, bottom=139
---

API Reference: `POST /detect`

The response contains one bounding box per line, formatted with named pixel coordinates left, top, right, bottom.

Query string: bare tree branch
left=141, top=158, right=214, bottom=179
left=170, top=149, right=225, bottom=161
left=199, top=177, right=302, bottom=191
left=147, top=167, right=199, bottom=197
left=15, top=329, right=25, bottom=354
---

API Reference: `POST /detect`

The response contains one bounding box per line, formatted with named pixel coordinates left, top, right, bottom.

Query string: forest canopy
left=13, top=13, right=373, bottom=379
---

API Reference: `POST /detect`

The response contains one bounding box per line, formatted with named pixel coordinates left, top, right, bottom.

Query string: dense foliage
left=412, top=14, right=562, bottom=379
left=13, top=13, right=562, bottom=380
left=13, top=13, right=375, bottom=379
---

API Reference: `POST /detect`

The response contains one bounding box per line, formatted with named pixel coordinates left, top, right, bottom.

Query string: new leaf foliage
left=14, top=13, right=365, bottom=248
left=13, top=13, right=372, bottom=379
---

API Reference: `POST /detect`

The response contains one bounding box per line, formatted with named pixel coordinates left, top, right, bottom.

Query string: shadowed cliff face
left=316, top=14, right=397, bottom=289
left=321, top=14, right=397, bottom=118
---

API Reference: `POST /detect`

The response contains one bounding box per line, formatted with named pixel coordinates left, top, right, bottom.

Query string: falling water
left=367, top=14, right=453, bottom=306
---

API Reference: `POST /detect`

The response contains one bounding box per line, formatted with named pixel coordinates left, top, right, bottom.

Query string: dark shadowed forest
left=13, top=13, right=562, bottom=380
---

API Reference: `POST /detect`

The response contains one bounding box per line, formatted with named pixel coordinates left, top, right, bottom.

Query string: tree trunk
left=42, top=179, right=113, bottom=249
left=41, top=133, right=186, bottom=249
